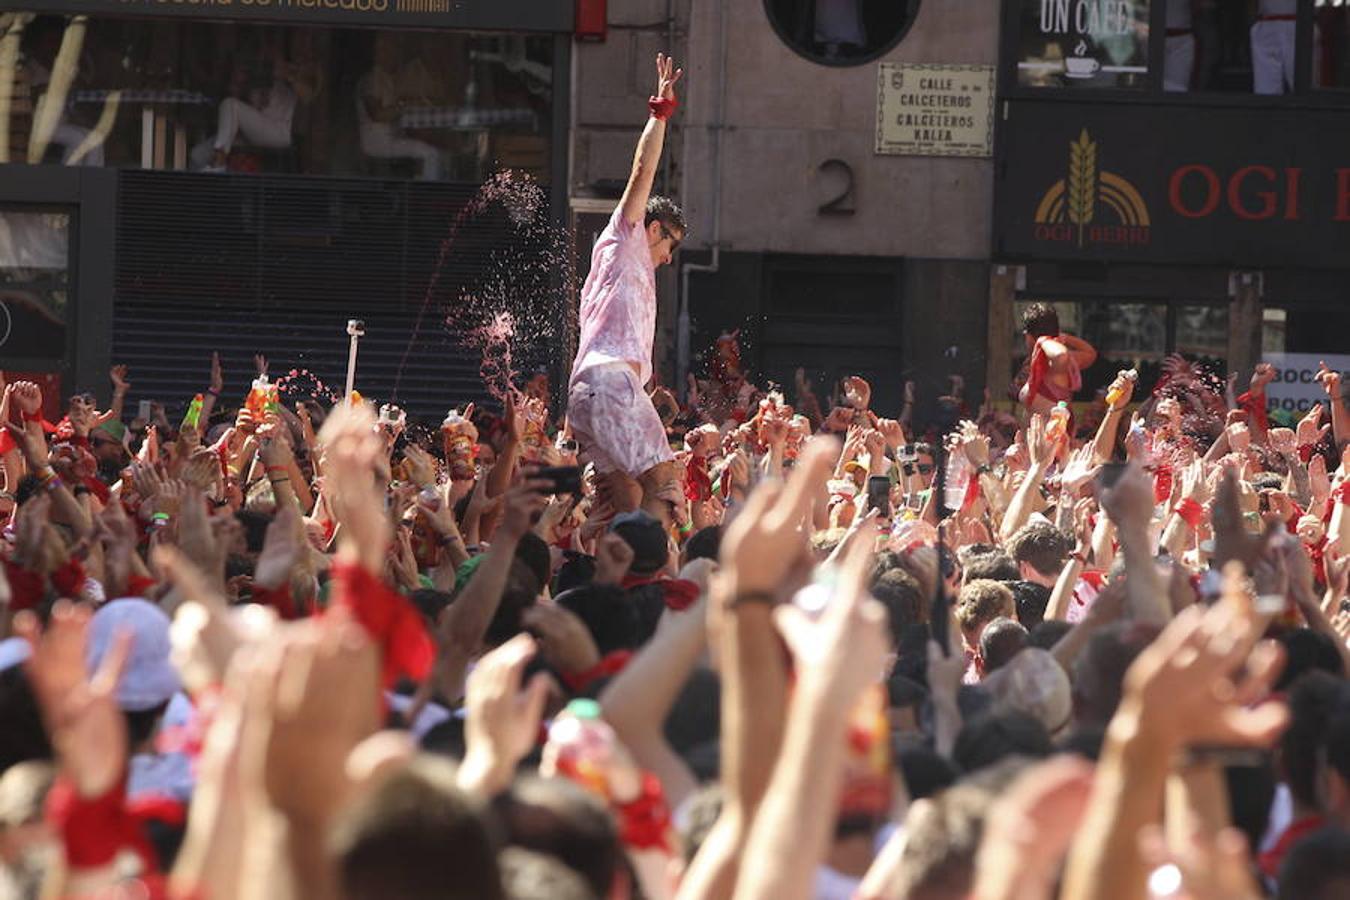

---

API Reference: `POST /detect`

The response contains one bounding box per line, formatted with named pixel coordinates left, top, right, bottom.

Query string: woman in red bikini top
left=1017, top=302, right=1098, bottom=417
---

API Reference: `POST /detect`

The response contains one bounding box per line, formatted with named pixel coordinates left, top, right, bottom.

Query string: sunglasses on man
left=658, top=223, right=681, bottom=253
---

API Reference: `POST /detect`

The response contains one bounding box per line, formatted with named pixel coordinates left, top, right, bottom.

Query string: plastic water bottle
left=546, top=699, right=614, bottom=799
left=1048, top=401, right=1071, bottom=442
left=441, top=409, right=476, bottom=481
left=1105, top=369, right=1138, bottom=408
left=180, top=393, right=203, bottom=431
left=943, top=452, right=971, bottom=513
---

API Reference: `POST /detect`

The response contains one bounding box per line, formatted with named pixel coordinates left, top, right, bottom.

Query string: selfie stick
left=932, top=434, right=951, bottom=656
left=345, top=319, right=366, bottom=399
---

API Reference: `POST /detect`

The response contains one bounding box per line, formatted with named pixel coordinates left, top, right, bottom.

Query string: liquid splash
left=394, top=170, right=577, bottom=409
left=275, top=368, right=342, bottom=406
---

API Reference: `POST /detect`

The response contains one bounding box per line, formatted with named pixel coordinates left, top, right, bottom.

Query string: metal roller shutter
left=112, top=170, right=570, bottom=422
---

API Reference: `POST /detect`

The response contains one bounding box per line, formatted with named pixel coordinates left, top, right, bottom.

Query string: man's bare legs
left=639, top=459, right=684, bottom=529
left=597, top=469, right=643, bottom=517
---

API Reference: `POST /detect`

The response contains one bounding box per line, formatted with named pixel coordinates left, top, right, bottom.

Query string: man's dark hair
left=645, top=195, right=687, bottom=234
left=1280, top=671, right=1345, bottom=809
left=1276, top=628, right=1345, bottom=690
left=556, top=584, right=641, bottom=655
left=1027, top=619, right=1072, bottom=651
left=872, top=567, right=927, bottom=646
left=234, top=509, right=272, bottom=554
left=497, top=848, right=598, bottom=900
left=0, top=668, right=53, bottom=773
left=684, top=525, right=721, bottom=564
left=334, top=756, right=504, bottom=900
left=978, top=618, right=1029, bottom=674
left=962, top=552, right=1019, bottom=584
left=952, top=711, right=1052, bottom=774
left=124, top=702, right=170, bottom=749
left=493, top=776, right=623, bottom=898
left=1071, top=622, right=1159, bottom=728
left=610, top=512, right=669, bottom=576
left=1226, top=763, right=1277, bottom=856
left=1006, top=523, right=1073, bottom=579
left=515, top=532, right=552, bottom=595
left=1276, top=826, right=1350, bottom=900
left=665, top=667, right=721, bottom=757
left=553, top=553, right=597, bottom=596
left=895, top=736, right=957, bottom=800
left=483, top=560, right=541, bottom=648
left=1009, top=581, right=1052, bottom=630
left=1022, top=302, right=1060, bottom=338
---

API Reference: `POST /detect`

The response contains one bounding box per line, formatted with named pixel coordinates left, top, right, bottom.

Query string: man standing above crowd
left=1018, top=302, right=1097, bottom=417
left=567, top=53, right=686, bottom=525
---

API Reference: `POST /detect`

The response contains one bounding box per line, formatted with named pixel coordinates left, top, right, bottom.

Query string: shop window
left=0, top=13, right=553, bottom=182
left=763, top=0, right=922, bottom=66
left=1015, top=0, right=1152, bottom=89
left=0, top=208, right=70, bottom=363
left=1013, top=298, right=1230, bottom=397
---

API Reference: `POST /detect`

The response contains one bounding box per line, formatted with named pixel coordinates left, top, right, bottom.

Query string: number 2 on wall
left=817, top=159, right=857, bottom=216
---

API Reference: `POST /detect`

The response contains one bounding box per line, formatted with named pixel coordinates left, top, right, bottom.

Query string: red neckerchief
left=685, top=454, right=712, bottom=502
left=620, top=573, right=701, bottom=611
left=0, top=415, right=57, bottom=456
left=1153, top=463, right=1174, bottom=505
left=561, top=649, right=634, bottom=694
left=330, top=561, right=435, bottom=688
left=1259, top=814, right=1325, bottom=880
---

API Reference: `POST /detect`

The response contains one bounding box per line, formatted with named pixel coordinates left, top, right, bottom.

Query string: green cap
left=94, top=419, right=127, bottom=444
left=566, top=698, right=602, bottom=720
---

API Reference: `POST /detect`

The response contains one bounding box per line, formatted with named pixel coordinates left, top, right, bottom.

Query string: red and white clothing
left=568, top=207, right=673, bottom=477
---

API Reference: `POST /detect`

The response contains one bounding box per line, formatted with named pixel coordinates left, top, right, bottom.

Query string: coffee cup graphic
left=1064, top=56, right=1101, bottom=78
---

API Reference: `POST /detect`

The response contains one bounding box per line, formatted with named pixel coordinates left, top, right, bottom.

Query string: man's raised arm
left=618, top=53, right=682, bottom=227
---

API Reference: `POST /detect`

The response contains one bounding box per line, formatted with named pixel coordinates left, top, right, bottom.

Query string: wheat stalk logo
left=1067, top=128, right=1097, bottom=247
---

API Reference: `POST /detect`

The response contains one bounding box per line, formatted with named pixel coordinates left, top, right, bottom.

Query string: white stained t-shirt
left=571, top=207, right=657, bottom=387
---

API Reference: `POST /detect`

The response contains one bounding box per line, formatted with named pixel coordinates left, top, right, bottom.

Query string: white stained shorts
left=568, top=363, right=674, bottom=478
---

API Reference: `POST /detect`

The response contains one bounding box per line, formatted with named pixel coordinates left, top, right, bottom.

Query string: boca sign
left=996, top=100, right=1350, bottom=268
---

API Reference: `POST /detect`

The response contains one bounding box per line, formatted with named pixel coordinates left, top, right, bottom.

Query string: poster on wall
left=1016, top=0, right=1151, bottom=89
left=875, top=64, right=995, bottom=157
left=1262, top=353, right=1350, bottom=423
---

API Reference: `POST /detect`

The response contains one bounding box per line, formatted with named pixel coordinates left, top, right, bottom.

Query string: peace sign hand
left=656, top=52, right=683, bottom=101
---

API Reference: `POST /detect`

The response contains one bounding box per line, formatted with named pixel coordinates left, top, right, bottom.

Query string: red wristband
left=1337, top=482, right=1350, bottom=505
left=648, top=96, right=678, bottom=121
left=615, top=771, right=673, bottom=853
left=1176, top=497, right=1205, bottom=528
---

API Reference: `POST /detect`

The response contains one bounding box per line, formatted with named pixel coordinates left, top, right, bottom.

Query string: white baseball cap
left=86, top=598, right=181, bottom=712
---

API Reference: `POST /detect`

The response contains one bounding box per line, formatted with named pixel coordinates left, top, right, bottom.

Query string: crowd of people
left=2, top=51, right=1350, bottom=900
